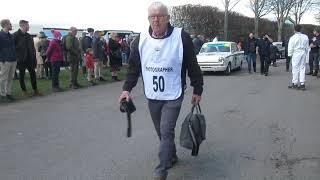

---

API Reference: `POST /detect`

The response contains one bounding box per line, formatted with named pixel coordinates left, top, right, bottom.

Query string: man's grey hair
left=0, top=19, right=10, bottom=28
left=148, top=1, right=169, bottom=15
left=69, top=26, right=77, bottom=32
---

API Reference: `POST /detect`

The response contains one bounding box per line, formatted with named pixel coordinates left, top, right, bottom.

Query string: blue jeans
left=246, top=53, right=256, bottom=72
left=122, top=53, right=128, bottom=64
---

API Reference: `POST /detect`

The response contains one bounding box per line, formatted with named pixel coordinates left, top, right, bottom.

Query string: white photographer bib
left=139, top=28, right=183, bottom=100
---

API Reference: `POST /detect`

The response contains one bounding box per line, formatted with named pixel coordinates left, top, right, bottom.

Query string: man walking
left=307, top=28, right=320, bottom=76
left=244, top=33, right=258, bottom=73
left=0, top=19, right=17, bottom=102
left=118, top=2, right=203, bottom=180
left=288, top=25, right=309, bottom=90
left=13, top=20, right=41, bottom=96
left=192, top=35, right=204, bottom=55
left=65, top=27, right=82, bottom=89
left=257, top=34, right=273, bottom=76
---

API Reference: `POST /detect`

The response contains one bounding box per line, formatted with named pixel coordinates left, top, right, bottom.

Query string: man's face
left=21, top=23, right=29, bottom=32
left=95, top=32, right=101, bottom=38
left=148, top=7, right=169, bottom=35
left=71, top=29, right=77, bottom=36
left=4, top=21, right=12, bottom=31
left=313, top=30, right=319, bottom=36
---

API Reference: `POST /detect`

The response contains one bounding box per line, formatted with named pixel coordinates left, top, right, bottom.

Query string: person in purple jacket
left=46, top=30, right=63, bottom=92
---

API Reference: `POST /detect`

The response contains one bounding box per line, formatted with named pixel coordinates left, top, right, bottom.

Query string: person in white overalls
left=288, top=25, right=309, bottom=90
left=118, top=2, right=204, bottom=180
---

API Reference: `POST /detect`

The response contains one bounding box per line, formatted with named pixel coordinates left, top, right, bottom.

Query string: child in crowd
left=85, top=48, right=97, bottom=86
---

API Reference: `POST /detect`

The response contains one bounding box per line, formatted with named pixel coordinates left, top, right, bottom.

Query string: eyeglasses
left=148, top=15, right=168, bottom=20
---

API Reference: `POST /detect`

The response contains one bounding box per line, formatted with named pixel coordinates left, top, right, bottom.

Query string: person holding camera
left=307, top=28, right=320, bottom=76
left=257, top=33, right=273, bottom=76
left=118, top=2, right=203, bottom=180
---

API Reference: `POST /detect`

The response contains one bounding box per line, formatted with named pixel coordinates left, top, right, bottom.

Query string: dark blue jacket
left=244, top=37, right=258, bottom=55
left=81, top=36, right=93, bottom=52
left=0, top=30, right=17, bottom=62
left=257, top=38, right=272, bottom=57
left=92, top=37, right=105, bottom=60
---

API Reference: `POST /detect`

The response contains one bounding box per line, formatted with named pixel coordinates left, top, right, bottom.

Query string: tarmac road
left=0, top=62, right=320, bottom=180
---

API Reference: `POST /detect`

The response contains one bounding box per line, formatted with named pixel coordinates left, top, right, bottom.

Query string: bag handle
left=191, top=104, right=202, bottom=114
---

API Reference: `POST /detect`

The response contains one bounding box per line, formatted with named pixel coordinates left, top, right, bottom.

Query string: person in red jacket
left=46, top=30, right=63, bottom=92
left=85, top=48, right=96, bottom=86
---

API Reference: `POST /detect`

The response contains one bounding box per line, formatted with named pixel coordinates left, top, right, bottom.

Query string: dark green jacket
left=65, top=35, right=81, bottom=63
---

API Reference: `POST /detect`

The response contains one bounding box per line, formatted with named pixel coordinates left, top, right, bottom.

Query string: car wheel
left=225, top=63, right=231, bottom=75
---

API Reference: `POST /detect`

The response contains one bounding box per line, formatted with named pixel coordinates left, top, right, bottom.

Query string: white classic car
left=197, top=41, right=245, bottom=75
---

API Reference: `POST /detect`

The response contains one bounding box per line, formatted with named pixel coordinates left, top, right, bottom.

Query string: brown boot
left=33, top=90, right=43, bottom=96
left=22, top=91, right=30, bottom=97
left=154, top=176, right=166, bottom=180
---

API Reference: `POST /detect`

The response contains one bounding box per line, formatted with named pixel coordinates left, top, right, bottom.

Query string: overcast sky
left=0, top=0, right=318, bottom=32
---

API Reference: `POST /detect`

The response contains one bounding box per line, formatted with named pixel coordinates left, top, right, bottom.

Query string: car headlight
left=218, top=57, right=224, bottom=63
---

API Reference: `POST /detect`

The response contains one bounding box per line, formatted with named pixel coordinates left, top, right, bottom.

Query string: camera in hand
left=120, top=98, right=136, bottom=114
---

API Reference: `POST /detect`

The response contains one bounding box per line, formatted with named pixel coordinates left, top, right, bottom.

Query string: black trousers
left=42, top=56, right=52, bottom=78
left=18, top=63, right=38, bottom=92
left=286, top=57, right=291, bottom=71
left=309, top=53, right=319, bottom=74
left=51, top=61, right=62, bottom=88
left=260, top=56, right=270, bottom=74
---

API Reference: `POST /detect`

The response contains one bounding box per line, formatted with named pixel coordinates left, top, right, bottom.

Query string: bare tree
left=170, top=5, right=223, bottom=38
left=222, top=0, right=241, bottom=40
left=316, top=12, right=320, bottom=24
left=249, top=0, right=273, bottom=36
left=291, top=0, right=319, bottom=25
left=271, top=0, right=296, bottom=41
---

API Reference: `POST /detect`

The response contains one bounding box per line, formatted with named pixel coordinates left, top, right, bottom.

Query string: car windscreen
left=200, top=43, right=230, bottom=53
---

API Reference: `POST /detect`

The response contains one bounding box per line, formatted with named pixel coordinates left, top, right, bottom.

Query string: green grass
left=10, top=66, right=127, bottom=100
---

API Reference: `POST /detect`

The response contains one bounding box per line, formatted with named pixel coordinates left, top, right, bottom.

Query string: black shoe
left=312, top=73, right=318, bottom=76
left=298, top=84, right=306, bottom=91
left=99, top=77, right=106, bottom=81
left=288, top=83, right=298, bottom=89
left=166, top=155, right=178, bottom=169
left=52, top=87, right=63, bottom=92
left=306, top=72, right=312, bottom=75
left=0, top=96, right=8, bottom=102
left=112, top=76, right=121, bottom=81
left=71, top=85, right=79, bottom=89
left=154, top=176, right=166, bottom=180
left=74, top=83, right=82, bottom=88
left=264, top=73, right=268, bottom=76
left=6, top=95, right=15, bottom=101
left=89, top=81, right=97, bottom=86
